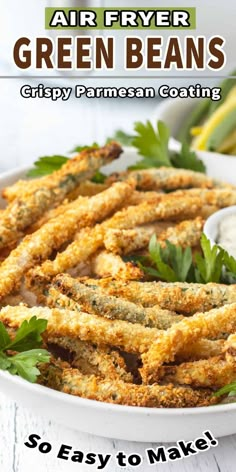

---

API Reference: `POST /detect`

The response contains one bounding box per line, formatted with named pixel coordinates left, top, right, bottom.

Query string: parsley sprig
left=27, top=156, right=69, bottom=177
left=27, top=143, right=106, bottom=183
left=27, top=120, right=205, bottom=177
left=138, top=233, right=236, bottom=284
left=0, top=317, right=50, bottom=383
left=129, top=120, right=171, bottom=169
left=171, top=142, right=206, bottom=173
left=194, top=234, right=224, bottom=283
left=214, top=382, right=236, bottom=398
left=114, top=120, right=206, bottom=173
left=142, top=235, right=193, bottom=282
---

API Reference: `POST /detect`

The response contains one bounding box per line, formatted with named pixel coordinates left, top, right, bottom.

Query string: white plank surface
left=0, top=79, right=236, bottom=471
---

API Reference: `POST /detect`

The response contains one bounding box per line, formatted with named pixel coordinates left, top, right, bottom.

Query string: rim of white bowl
left=204, top=205, right=236, bottom=246
left=1, top=369, right=236, bottom=416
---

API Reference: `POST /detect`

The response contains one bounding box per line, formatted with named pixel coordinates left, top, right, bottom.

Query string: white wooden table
left=0, top=78, right=236, bottom=472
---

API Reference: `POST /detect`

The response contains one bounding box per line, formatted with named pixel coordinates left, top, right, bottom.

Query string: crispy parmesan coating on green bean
left=157, top=216, right=204, bottom=248
left=0, top=181, right=133, bottom=300
left=27, top=183, right=110, bottom=233
left=0, top=142, right=122, bottom=248
left=141, top=303, right=236, bottom=383
left=108, top=167, right=218, bottom=191
left=40, top=361, right=218, bottom=408
left=175, top=188, right=236, bottom=208
left=28, top=225, right=105, bottom=292
left=160, top=354, right=236, bottom=389
left=103, top=217, right=203, bottom=255
left=91, top=250, right=144, bottom=280
left=104, top=223, right=171, bottom=255
left=102, top=194, right=203, bottom=228
left=126, top=191, right=164, bottom=206
left=2, top=179, right=108, bottom=204
left=176, top=338, right=225, bottom=362
left=0, top=305, right=160, bottom=354
left=28, top=194, right=203, bottom=288
left=47, top=335, right=132, bottom=382
left=53, top=274, right=183, bottom=329
left=83, top=279, right=236, bottom=314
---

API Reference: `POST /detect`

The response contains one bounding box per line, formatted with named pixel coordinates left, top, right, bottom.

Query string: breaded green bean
left=0, top=142, right=122, bottom=248
left=175, top=188, right=236, bottom=208
left=2, top=179, right=108, bottom=203
left=176, top=338, right=225, bottom=362
left=157, top=216, right=204, bottom=248
left=0, top=305, right=160, bottom=354
left=28, top=225, right=105, bottom=293
left=104, top=223, right=171, bottom=255
left=108, top=167, right=218, bottom=191
left=141, top=303, right=236, bottom=383
left=160, top=354, right=236, bottom=389
left=101, top=194, right=203, bottom=228
left=0, top=180, right=133, bottom=300
left=126, top=191, right=164, bottom=206
left=104, top=217, right=203, bottom=255
left=47, top=335, right=132, bottom=382
left=29, top=193, right=202, bottom=287
left=83, top=279, right=236, bottom=314
left=91, top=250, right=144, bottom=280
left=27, top=182, right=110, bottom=233
left=53, top=274, right=184, bottom=329
left=40, top=361, right=218, bottom=407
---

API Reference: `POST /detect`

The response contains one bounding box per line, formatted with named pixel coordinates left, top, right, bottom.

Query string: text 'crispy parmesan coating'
left=84, top=279, right=236, bottom=314
left=0, top=142, right=122, bottom=248
left=0, top=180, right=134, bottom=300
left=53, top=274, right=183, bottom=329
left=141, top=303, right=236, bottom=383
left=0, top=305, right=160, bottom=354
left=40, top=361, right=218, bottom=408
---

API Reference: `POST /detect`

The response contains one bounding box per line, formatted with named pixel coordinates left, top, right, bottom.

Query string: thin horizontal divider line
left=1, top=75, right=236, bottom=79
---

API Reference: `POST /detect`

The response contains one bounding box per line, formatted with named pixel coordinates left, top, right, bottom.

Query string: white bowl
left=1, top=164, right=236, bottom=443
left=204, top=205, right=236, bottom=247
left=153, top=98, right=236, bottom=185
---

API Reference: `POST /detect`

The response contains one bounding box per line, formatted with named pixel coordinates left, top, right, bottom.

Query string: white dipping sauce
left=218, top=214, right=236, bottom=258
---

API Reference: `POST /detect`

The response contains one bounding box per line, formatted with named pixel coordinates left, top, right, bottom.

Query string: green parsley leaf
left=129, top=120, right=171, bottom=170
left=9, top=349, right=50, bottom=383
left=70, top=142, right=99, bottom=153
left=144, top=235, right=193, bottom=282
left=91, top=171, right=107, bottom=184
left=27, top=156, right=69, bottom=177
left=171, top=142, right=206, bottom=173
left=195, top=234, right=224, bottom=283
left=0, top=352, right=12, bottom=370
left=27, top=143, right=100, bottom=178
left=107, top=130, right=134, bottom=146
left=132, top=233, right=236, bottom=284
left=0, top=322, right=11, bottom=350
left=7, top=317, right=47, bottom=352
left=214, top=382, right=236, bottom=397
left=0, top=317, right=50, bottom=383
left=223, top=250, right=236, bottom=274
